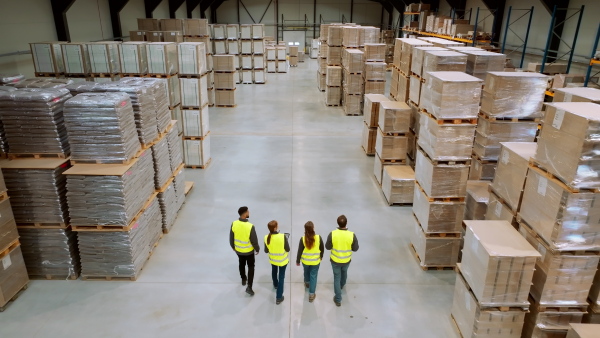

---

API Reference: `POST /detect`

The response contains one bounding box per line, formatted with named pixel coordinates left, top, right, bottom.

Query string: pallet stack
left=325, top=65, right=342, bottom=106
left=464, top=180, right=490, bottom=221
left=317, top=25, right=329, bottom=91
left=363, top=43, right=386, bottom=95
left=373, top=101, right=411, bottom=186
left=517, top=102, right=600, bottom=336
left=212, top=24, right=227, bottom=55
left=391, top=38, right=432, bottom=102
left=341, top=47, right=363, bottom=115
left=310, top=38, right=319, bottom=59
left=380, top=30, right=395, bottom=66
left=240, top=24, right=253, bottom=84
left=289, top=46, right=298, bottom=67
left=265, top=46, right=286, bottom=73
left=30, top=42, right=66, bottom=77
left=212, top=55, right=236, bottom=108
left=225, top=24, right=240, bottom=84
left=451, top=220, right=540, bottom=338
left=361, top=94, right=389, bottom=156
left=251, top=24, right=266, bottom=83
left=470, top=72, right=548, bottom=181
left=182, top=20, right=212, bottom=104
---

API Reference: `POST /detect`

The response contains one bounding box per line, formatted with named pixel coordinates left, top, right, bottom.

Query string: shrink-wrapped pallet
left=30, top=42, right=65, bottom=74
left=410, top=46, right=446, bottom=76
left=119, top=42, right=148, bottom=74
left=490, top=142, right=537, bottom=212
left=419, top=71, right=482, bottom=119
left=1, top=158, right=70, bottom=224
left=63, top=93, right=141, bottom=163
left=361, top=123, right=376, bottom=155
left=88, top=41, right=121, bottom=74
left=464, top=180, right=490, bottom=220
left=151, top=135, right=173, bottom=190
left=342, top=93, right=361, bottom=116
left=78, top=197, right=162, bottom=279
left=461, top=220, right=541, bottom=306
left=213, top=55, right=236, bottom=71
left=375, top=129, right=407, bottom=160
left=19, top=228, right=80, bottom=279
left=363, top=62, right=386, bottom=81
left=409, top=214, right=461, bottom=267
left=474, top=116, right=538, bottom=160
left=397, top=72, right=410, bottom=103
left=0, top=88, right=71, bottom=155
left=0, top=246, right=29, bottom=308
left=320, top=24, right=330, bottom=41
left=327, top=46, right=342, bottom=66
left=422, top=51, right=467, bottom=82
left=61, top=43, right=90, bottom=75
left=183, top=135, right=210, bottom=167
left=485, top=191, right=516, bottom=225
left=554, top=87, right=600, bottom=103
left=160, top=18, right=183, bottom=32
left=522, top=304, right=586, bottom=338
left=381, top=165, right=415, bottom=205
left=159, top=181, right=178, bottom=232
left=146, top=42, right=178, bottom=75
left=400, top=39, right=433, bottom=75
left=412, top=182, right=465, bottom=233
left=360, top=27, right=380, bottom=46
left=364, top=81, right=384, bottom=95
left=480, top=72, right=548, bottom=119
left=326, top=66, right=342, bottom=86
left=534, top=102, right=600, bottom=189
left=180, top=76, right=209, bottom=108
left=363, top=43, right=386, bottom=61
left=378, top=101, right=411, bottom=134
left=226, top=24, right=239, bottom=39
left=341, top=48, right=363, bottom=73
left=464, top=51, right=505, bottom=80
left=325, top=86, right=341, bottom=105
left=177, top=42, right=207, bottom=75
left=417, top=112, right=476, bottom=161
left=214, top=40, right=227, bottom=55
left=64, top=152, right=155, bottom=226
left=182, top=106, right=209, bottom=137
left=342, top=27, right=360, bottom=47
left=254, top=54, right=266, bottom=69
left=415, top=149, right=469, bottom=198
left=212, top=24, right=226, bottom=39
left=0, top=205, right=17, bottom=251
left=214, top=72, right=236, bottom=89
left=121, top=77, right=173, bottom=131
left=327, top=25, right=343, bottom=46
left=343, top=71, right=363, bottom=94
left=363, top=94, right=389, bottom=127
left=319, top=43, right=328, bottom=59
left=166, top=122, right=184, bottom=172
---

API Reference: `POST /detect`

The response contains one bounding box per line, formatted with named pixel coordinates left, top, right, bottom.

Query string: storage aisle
left=0, top=59, right=459, bottom=338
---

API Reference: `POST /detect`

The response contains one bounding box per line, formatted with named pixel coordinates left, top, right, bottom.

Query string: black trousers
left=238, top=254, right=255, bottom=287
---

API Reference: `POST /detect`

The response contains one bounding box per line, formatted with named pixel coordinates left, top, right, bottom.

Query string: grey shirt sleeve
left=296, top=238, right=305, bottom=264
left=250, top=226, right=260, bottom=253
left=325, top=232, right=333, bottom=250
left=284, top=236, right=290, bottom=252
left=319, top=235, right=325, bottom=259
left=229, top=224, right=235, bottom=250
left=352, top=234, right=359, bottom=252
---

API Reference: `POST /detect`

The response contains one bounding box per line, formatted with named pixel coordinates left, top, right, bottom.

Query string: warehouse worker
left=296, top=221, right=324, bottom=302
left=264, top=220, right=290, bottom=305
left=326, top=215, right=359, bottom=307
left=230, top=206, right=259, bottom=296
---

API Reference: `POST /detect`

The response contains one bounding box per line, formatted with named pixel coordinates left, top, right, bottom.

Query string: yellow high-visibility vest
left=265, top=233, right=289, bottom=266
left=232, top=220, right=254, bottom=253
left=301, top=235, right=321, bottom=266
left=331, top=229, right=354, bottom=263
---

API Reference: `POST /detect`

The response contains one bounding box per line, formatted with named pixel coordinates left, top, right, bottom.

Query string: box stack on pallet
left=390, top=38, right=432, bottom=102
left=265, top=46, right=287, bottom=73
left=517, top=102, right=600, bottom=336
left=380, top=30, right=395, bottom=67
left=289, top=46, right=298, bottom=67
left=310, top=38, right=319, bottom=59
left=317, top=25, right=329, bottom=91
left=325, top=65, right=342, bottom=106
left=341, top=46, right=364, bottom=115
left=182, top=19, right=212, bottom=103
left=470, top=72, right=547, bottom=181
left=212, top=55, right=236, bottom=108
left=0, top=167, right=29, bottom=311
left=30, top=42, right=66, bottom=78
left=276, top=46, right=287, bottom=73
left=239, top=24, right=255, bottom=84
left=327, top=25, right=343, bottom=95
left=451, top=220, right=540, bottom=338
left=361, top=94, right=389, bottom=156
left=225, top=24, right=240, bottom=84
left=251, top=25, right=266, bottom=83
left=363, top=43, right=386, bottom=95
left=464, top=180, right=490, bottom=221
left=212, top=24, right=227, bottom=56
left=87, top=41, right=121, bottom=82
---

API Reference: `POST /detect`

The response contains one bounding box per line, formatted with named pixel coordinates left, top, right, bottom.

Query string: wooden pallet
left=534, top=303, right=588, bottom=313
left=450, top=314, right=464, bottom=338
left=16, top=222, right=68, bottom=229
left=146, top=73, right=178, bottom=78
left=156, top=176, right=175, bottom=193
left=409, top=244, right=456, bottom=271
left=8, top=153, right=68, bottom=160
left=29, top=274, right=79, bottom=281
left=35, top=72, right=64, bottom=77
left=478, top=111, right=541, bottom=122
left=361, top=145, right=375, bottom=156
left=185, top=158, right=212, bottom=169
left=179, top=74, right=205, bottom=78
left=215, top=104, right=237, bottom=108
left=0, top=283, right=28, bottom=312
left=65, top=74, right=89, bottom=78
left=417, top=146, right=471, bottom=165
left=0, top=190, right=8, bottom=202
left=344, top=113, right=362, bottom=116
left=0, top=239, right=19, bottom=258
left=82, top=275, right=137, bottom=281
left=90, top=73, right=119, bottom=78
left=415, top=181, right=466, bottom=202
left=184, top=181, right=195, bottom=196
left=420, top=110, right=478, bottom=125
left=121, top=73, right=147, bottom=78
left=378, top=158, right=407, bottom=164
left=528, top=160, right=599, bottom=193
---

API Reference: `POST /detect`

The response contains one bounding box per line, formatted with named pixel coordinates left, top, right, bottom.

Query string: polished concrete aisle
left=0, top=60, right=459, bottom=338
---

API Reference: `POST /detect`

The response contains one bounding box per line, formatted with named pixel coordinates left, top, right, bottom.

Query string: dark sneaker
left=276, top=296, right=285, bottom=305
left=309, top=294, right=316, bottom=302
left=333, top=297, right=341, bottom=307
left=246, top=287, right=255, bottom=296
left=304, top=282, right=309, bottom=288
left=242, top=278, right=247, bottom=286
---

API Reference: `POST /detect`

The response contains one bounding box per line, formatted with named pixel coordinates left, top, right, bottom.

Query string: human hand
left=296, top=263, right=300, bottom=267
left=255, top=251, right=259, bottom=255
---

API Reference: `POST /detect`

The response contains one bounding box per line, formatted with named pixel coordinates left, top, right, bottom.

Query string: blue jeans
left=331, top=261, right=350, bottom=303
left=271, top=264, right=287, bottom=300
left=302, top=263, right=320, bottom=295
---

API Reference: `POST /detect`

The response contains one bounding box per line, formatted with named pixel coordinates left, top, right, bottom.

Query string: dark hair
left=337, top=215, right=347, bottom=228
left=304, top=221, right=316, bottom=250
left=238, top=206, right=248, bottom=216
left=267, top=220, right=278, bottom=245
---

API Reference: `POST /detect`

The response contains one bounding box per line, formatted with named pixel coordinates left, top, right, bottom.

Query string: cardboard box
left=61, top=43, right=90, bottom=75
left=87, top=42, right=120, bottom=74
left=485, top=191, right=516, bottom=225
left=468, top=156, right=496, bottom=181
left=226, top=24, right=239, bottom=39
left=184, top=19, right=209, bottom=36
left=240, top=24, right=252, bottom=39
left=554, top=87, right=600, bottom=103
left=214, top=89, right=235, bottom=106
left=163, top=31, right=183, bottom=43
left=138, top=18, right=160, bottom=31
left=567, top=324, right=600, bottom=338
left=474, top=117, right=539, bottom=161
left=410, top=215, right=461, bottom=267
left=146, top=42, right=177, bottom=75
left=147, top=31, right=164, bottom=42
left=180, top=76, right=209, bottom=108
left=415, top=149, right=469, bottom=198
left=413, top=182, right=465, bottom=233
left=212, top=24, right=226, bottom=39
left=327, top=25, right=343, bottom=46
left=325, top=86, right=341, bottom=105
left=363, top=62, right=386, bottom=81
left=399, top=38, right=433, bottom=75
left=119, top=41, right=148, bottom=75
left=490, top=142, right=537, bottom=212
left=378, top=101, right=411, bottom=134
left=422, top=51, right=467, bottom=82
left=276, top=47, right=286, bottom=60
left=182, top=106, right=209, bottom=138
left=523, top=304, right=585, bottom=338
left=420, top=71, right=482, bottom=119
left=267, top=60, right=277, bottom=73
left=417, top=112, right=476, bottom=161
left=364, top=81, right=384, bottom=95
left=382, top=166, right=415, bottom=204
left=527, top=62, right=568, bottom=74
left=341, top=48, right=364, bottom=73
left=240, top=40, right=252, bottom=54
left=360, top=27, right=380, bottom=46
left=534, top=102, right=600, bottom=189
left=178, top=42, right=207, bottom=75
left=343, top=70, right=363, bottom=94
left=326, top=66, right=342, bottom=86
left=464, top=180, right=490, bottom=220
left=213, top=55, right=236, bottom=72
left=480, top=72, right=549, bottom=119
left=276, top=60, right=287, bottom=73
left=214, top=40, right=227, bottom=54
left=327, top=46, right=342, bottom=65
left=363, top=43, right=386, bottom=61
left=410, top=46, right=447, bottom=76
left=375, top=128, right=407, bottom=160
left=451, top=24, right=475, bottom=36
left=461, top=220, right=540, bottom=306
left=451, top=272, right=527, bottom=338
left=252, top=40, right=264, bottom=54
left=363, top=94, right=389, bottom=127
left=241, top=55, right=252, bottom=69
left=183, top=136, right=210, bottom=166
left=0, top=245, right=29, bottom=308
left=251, top=24, right=264, bottom=38
left=342, top=93, right=362, bottom=116
left=160, top=19, right=183, bottom=32
left=361, top=123, right=377, bottom=155
left=0, top=216, right=17, bottom=254
left=214, top=72, right=236, bottom=89
left=129, top=30, right=146, bottom=41
left=464, top=51, right=506, bottom=80
left=227, top=40, right=239, bottom=55
left=397, top=72, right=410, bottom=103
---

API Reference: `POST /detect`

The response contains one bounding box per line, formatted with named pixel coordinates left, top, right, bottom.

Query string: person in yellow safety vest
left=229, top=206, right=260, bottom=296
left=264, top=220, right=290, bottom=305
left=295, top=221, right=324, bottom=303
left=325, top=214, right=359, bottom=307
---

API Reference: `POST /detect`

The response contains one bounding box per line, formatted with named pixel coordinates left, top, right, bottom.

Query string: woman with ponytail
left=296, top=221, right=324, bottom=302
left=264, top=220, right=290, bottom=304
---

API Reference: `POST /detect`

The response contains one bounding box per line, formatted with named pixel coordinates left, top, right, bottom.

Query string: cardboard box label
left=537, top=177, right=548, bottom=196
left=501, top=150, right=509, bottom=165
left=2, top=255, right=11, bottom=270
left=552, top=110, right=565, bottom=129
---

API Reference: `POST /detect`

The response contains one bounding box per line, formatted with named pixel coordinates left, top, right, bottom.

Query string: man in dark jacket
left=230, top=206, right=260, bottom=295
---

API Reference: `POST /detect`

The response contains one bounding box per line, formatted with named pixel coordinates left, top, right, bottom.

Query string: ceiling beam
left=169, top=0, right=186, bottom=18
left=51, top=0, right=77, bottom=41
left=145, top=0, right=163, bottom=18
left=108, top=0, right=131, bottom=39
left=186, top=0, right=201, bottom=18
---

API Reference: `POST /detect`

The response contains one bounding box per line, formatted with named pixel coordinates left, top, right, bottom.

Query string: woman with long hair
left=264, top=220, right=290, bottom=304
left=296, top=221, right=324, bottom=302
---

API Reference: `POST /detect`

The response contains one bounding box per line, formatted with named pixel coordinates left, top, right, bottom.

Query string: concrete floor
left=0, top=60, right=460, bottom=338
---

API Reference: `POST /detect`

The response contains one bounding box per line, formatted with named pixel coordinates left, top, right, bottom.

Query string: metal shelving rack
left=500, top=6, right=534, bottom=69
left=540, top=5, right=585, bottom=74
left=584, top=23, right=600, bottom=87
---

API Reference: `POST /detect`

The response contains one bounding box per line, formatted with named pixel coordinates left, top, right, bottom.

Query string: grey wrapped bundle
left=0, top=88, right=71, bottom=155
left=63, top=92, right=141, bottom=163
left=0, top=86, right=15, bottom=154
left=120, top=78, right=171, bottom=133
left=166, top=123, right=183, bottom=172
left=14, top=78, right=74, bottom=89
left=173, top=167, right=186, bottom=210
left=0, top=74, right=24, bottom=85
left=158, top=182, right=178, bottom=232
left=65, top=81, right=100, bottom=96
left=19, top=228, right=80, bottom=279
left=78, top=197, right=162, bottom=278
left=151, top=134, right=172, bottom=190
left=97, top=82, right=159, bottom=145
left=65, top=151, right=155, bottom=226
left=2, top=162, right=70, bottom=224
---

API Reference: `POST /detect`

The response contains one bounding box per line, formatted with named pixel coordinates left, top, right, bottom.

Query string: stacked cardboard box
left=554, top=87, right=600, bottom=104
left=341, top=48, right=364, bottom=115
left=289, top=46, right=298, bottom=67
left=373, top=101, right=411, bottom=184
left=463, top=51, right=505, bottom=80
left=451, top=221, right=539, bottom=337
left=30, top=42, right=66, bottom=77
left=212, top=55, right=236, bottom=107
left=363, top=43, right=386, bottom=95
left=392, top=39, right=432, bottom=102
left=464, top=180, right=490, bottom=221
left=325, top=66, right=342, bottom=106
left=251, top=25, right=266, bottom=84
left=310, top=38, right=319, bottom=59
left=362, top=94, right=389, bottom=155
left=212, top=24, right=227, bottom=55
left=380, top=30, right=395, bottom=65
left=381, top=166, right=415, bottom=205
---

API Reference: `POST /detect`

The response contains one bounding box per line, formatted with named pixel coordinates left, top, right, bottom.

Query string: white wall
left=175, top=3, right=187, bottom=18
left=121, top=0, right=146, bottom=36
left=67, top=0, right=113, bottom=42
left=153, top=0, right=170, bottom=18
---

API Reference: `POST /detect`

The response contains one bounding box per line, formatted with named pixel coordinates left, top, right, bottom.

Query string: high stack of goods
left=374, top=101, right=411, bottom=186
left=317, top=24, right=330, bottom=91
left=30, top=42, right=66, bottom=77
left=87, top=41, right=121, bottom=82
left=327, top=25, right=343, bottom=69
left=341, top=48, right=364, bottom=115
left=289, top=46, right=298, bottom=67
left=325, top=66, right=342, bottom=106
left=276, top=46, right=287, bottom=73
left=451, top=220, right=540, bottom=338
left=472, top=72, right=548, bottom=181
left=554, top=87, right=600, bottom=104
left=517, top=102, right=600, bottom=336
left=392, top=38, right=432, bottom=102
left=225, top=24, right=241, bottom=83
left=310, top=38, right=319, bottom=59
left=251, top=24, right=266, bottom=83
left=380, top=30, right=395, bottom=66
left=0, top=166, right=28, bottom=310
left=265, top=46, right=286, bottom=73
left=363, top=43, right=386, bottom=95
left=414, top=50, right=467, bottom=108
left=240, top=24, right=253, bottom=83
left=146, top=42, right=180, bottom=109
left=182, top=19, right=213, bottom=103
left=361, top=94, right=389, bottom=156
left=212, top=24, right=227, bottom=55
left=212, top=55, right=236, bottom=108
left=464, top=180, right=490, bottom=221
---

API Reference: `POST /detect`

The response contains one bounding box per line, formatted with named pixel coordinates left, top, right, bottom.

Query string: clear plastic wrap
left=342, top=93, right=362, bottom=116
left=342, top=70, right=363, bottom=94
left=78, top=196, right=162, bottom=279
left=481, top=72, right=549, bottom=118
left=363, top=43, right=386, bottom=61
left=87, top=41, right=121, bottom=74
left=159, top=181, right=178, bottom=232
left=61, top=43, right=90, bottom=75
left=363, top=94, right=389, bottom=127
left=417, top=111, right=476, bottom=161
left=182, top=135, right=210, bottom=167
left=378, top=101, right=411, bottom=134
left=2, top=160, right=70, bottom=223
left=519, top=165, right=600, bottom=251
left=30, top=42, right=65, bottom=74
left=364, top=81, right=384, bottom=95
left=63, top=92, right=141, bottom=163
left=325, top=66, right=342, bottom=87
left=451, top=272, right=527, bottom=338
left=415, top=149, right=470, bottom=198
left=182, top=106, right=209, bottom=137
left=226, top=24, right=239, bottom=39
left=474, top=117, right=538, bottom=161
left=0, top=246, right=29, bottom=307
left=410, top=46, right=447, bottom=76
left=180, top=76, right=209, bottom=108
left=400, top=39, right=433, bottom=75
left=341, top=26, right=360, bottom=47
left=172, top=165, right=186, bottom=210
left=65, top=151, right=155, bottom=226
left=19, top=228, right=80, bottom=279
left=360, top=27, right=380, bottom=46
left=534, top=102, right=600, bottom=190
left=381, top=165, right=415, bottom=204
left=469, top=155, right=497, bottom=181
left=362, top=123, right=376, bottom=155
left=363, top=62, right=386, bottom=81
left=0, top=74, right=24, bottom=85
left=152, top=134, right=173, bottom=190
left=375, top=129, right=407, bottom=160
left=419, top=71, right=482, bottom=119
left=522, top=306, right=585, bottom=338
left=325, top=86, right=341, bottom=105
left=146, top=42, right=178, bottom=75
left=461, top=220, right=541, bottom=307
left=327, top=25, right=343, bottom=46
left=326, top=46, right=342, bottom=66
left=485, top=191, right=516, bottom=224
left=319, top=24, right=330, bottom=41
left=177, top=42, right=207, bottom=76
left=413, top=181, right=465, bottom=232
left=464, top=51, right=506, bottom=80
left=396, top=71, right=409, bottom=103
left=409, top=75, right=422, bottom=105
left=167, top=122, right=184, bottom=172
left=14, top=78, right=74, bottom=89
left=213, top=54, right=236, bottom=71
left=0, top=88, right=71, bottom=154
left=121, top=77, right=172, bottom=132
left=409, top=214, right=461, bottom=267
left=464, top=180, right=490, bottom=221
left=554, top=87, right=600, bottom=103
left=422, top=51, right=467, bottom=82
left=341, top=48, right=363, bottom=73
left=490, top=142, right=537, bottom=212
left=65, top=81, right=100, bottom=96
